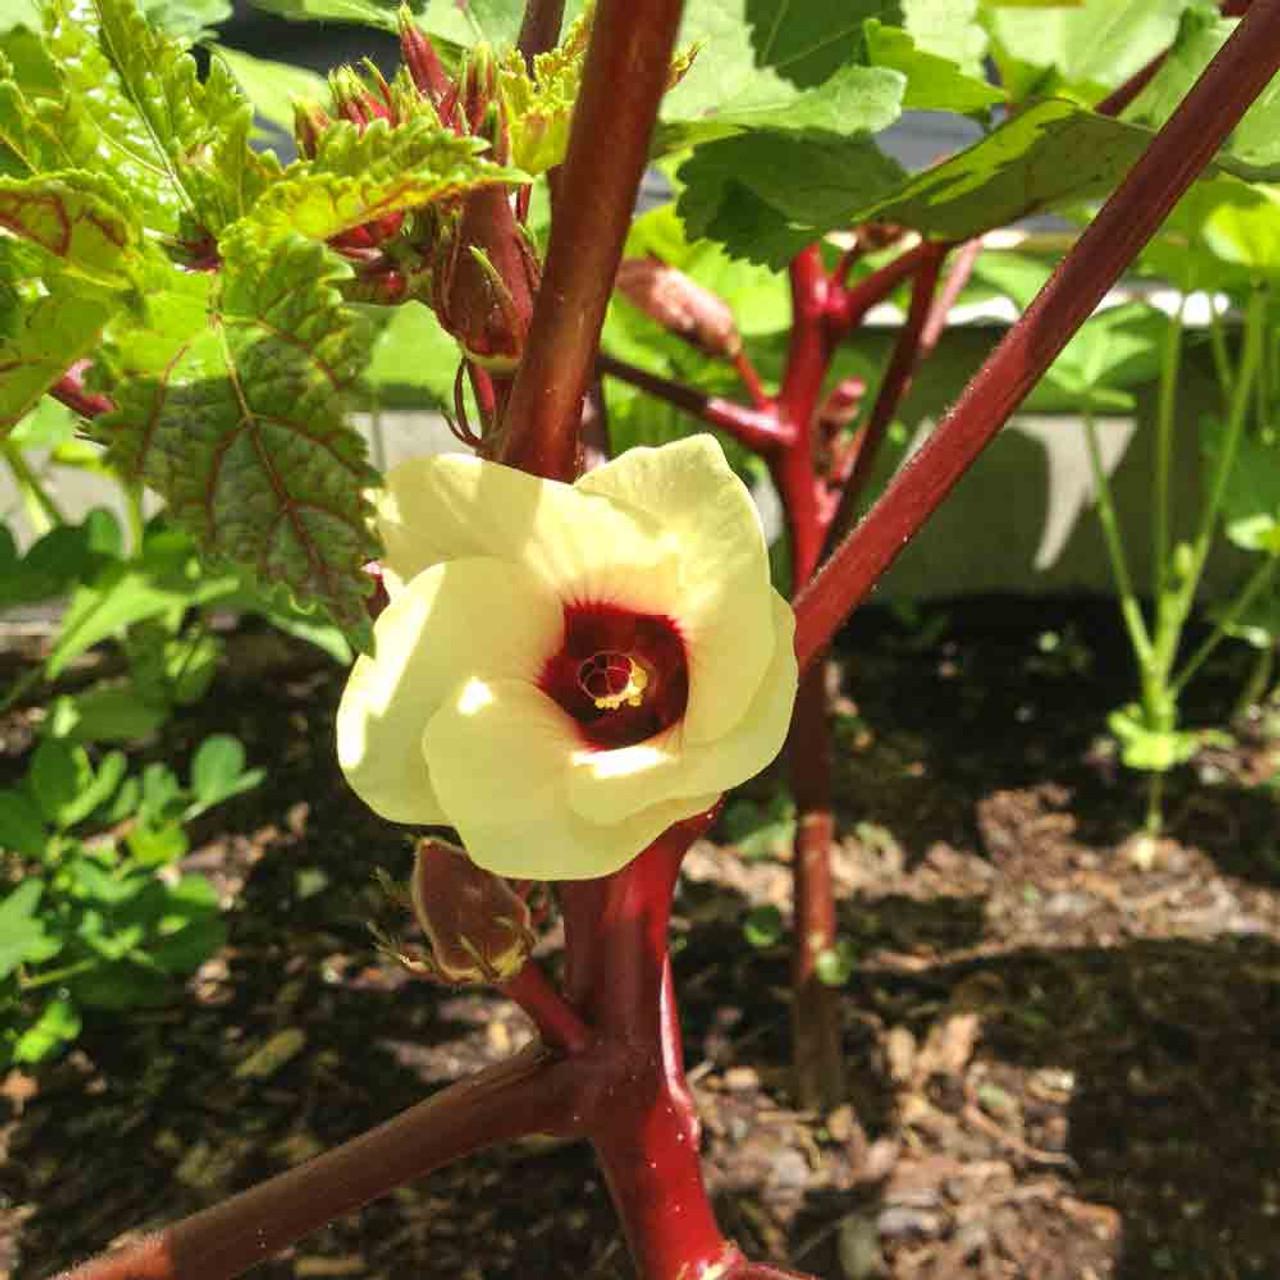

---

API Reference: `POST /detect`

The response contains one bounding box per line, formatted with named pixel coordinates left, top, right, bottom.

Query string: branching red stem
left=597, top=352, right=792, bottom=452
left=500, top=961, right=593, bottom=1054
left=500, top=0, right=684, bottom=480
left=793, top=0, right=1280, bottom=672
left=832, top=241, right=948, bottom=529
left=57, top=1049, right=582, bottom=1280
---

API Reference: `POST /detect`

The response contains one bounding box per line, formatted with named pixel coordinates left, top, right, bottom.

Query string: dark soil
left=3, top=596, right=1279, bottom=1280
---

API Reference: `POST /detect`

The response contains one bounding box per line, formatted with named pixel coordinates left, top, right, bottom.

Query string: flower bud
left=293, top=99, right=330, bottom=160
left=410, top=837, right=535, bottom=984
left=615, top=256, right=742, bottom=361
left=399, top=9, right=451, bottom=105
left=457, top=43, right=500, bottom=137
left=330, top=66, right=393, bottom=129
left=819, top=377, right=866, bottom=433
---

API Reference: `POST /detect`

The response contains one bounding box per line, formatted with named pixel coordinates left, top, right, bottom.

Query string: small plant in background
left=0, top=732, right=261, bottom=1066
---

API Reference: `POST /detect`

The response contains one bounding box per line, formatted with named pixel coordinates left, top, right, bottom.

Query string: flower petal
left=337, top=558, right=561, bottom=824
left=376, top=453, right=675, bottom=611
left=566, top=591, right=797, bottom=823
left=424, top=677, right=719, bottom=880
left=576, top=435, right=776, bottom=742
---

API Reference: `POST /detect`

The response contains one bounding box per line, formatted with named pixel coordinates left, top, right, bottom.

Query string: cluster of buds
left=290, top=13, right=538, bottom=378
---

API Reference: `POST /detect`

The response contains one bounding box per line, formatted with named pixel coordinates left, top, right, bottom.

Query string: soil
left=2, top=596, right=1279, bottom=1280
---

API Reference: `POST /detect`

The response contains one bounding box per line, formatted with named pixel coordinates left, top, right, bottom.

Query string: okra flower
left=337, top=435, right=797, bottom=880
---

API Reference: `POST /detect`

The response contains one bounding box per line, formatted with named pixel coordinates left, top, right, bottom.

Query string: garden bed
left=3, top=596, right=1278, bottom=1280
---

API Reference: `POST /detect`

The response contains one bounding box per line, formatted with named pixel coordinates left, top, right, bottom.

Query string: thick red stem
left=793, top=0, right=1280, bottom=672
left=501, top=0, right=684, bottom=480
left=517, top=0, right=566, bottom=65
left=568, top=808, right=734, bottom=1278
left=57, top=1049, right=582, bottom=1280
left=597, top=352, right=792, bottom=453
left=786, top=663, right=841, bottom=1108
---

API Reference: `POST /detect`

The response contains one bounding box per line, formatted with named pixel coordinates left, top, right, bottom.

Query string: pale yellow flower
left=337, top=434, right=797, bottom=880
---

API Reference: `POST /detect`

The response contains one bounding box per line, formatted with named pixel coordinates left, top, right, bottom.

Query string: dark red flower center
left=539, top=604, right=688, bottom=750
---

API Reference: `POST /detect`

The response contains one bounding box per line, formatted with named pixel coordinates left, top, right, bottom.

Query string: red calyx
left=539, top=604, right=689, bottom=749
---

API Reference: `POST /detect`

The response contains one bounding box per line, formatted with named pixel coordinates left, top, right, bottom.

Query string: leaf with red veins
left=0, top=171, right=139, bottom=285
left=243, top=115, right=520, bottom=244
left=94, top=232, right=379, bottom=637
left=0, top=283, right=117, bottom=433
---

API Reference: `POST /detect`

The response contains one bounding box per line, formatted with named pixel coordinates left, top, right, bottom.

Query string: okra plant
left=2, top=0, right=1279, bottom=1276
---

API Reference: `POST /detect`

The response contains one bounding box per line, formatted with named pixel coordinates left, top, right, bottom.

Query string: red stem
left=835, top=241, right=948, bottom=519
left=500, top=961, right=593, bottom=1054
left=828, top=238, right=941, bottom=334
left=793, top=0, right=1280, bottom=672
left=58, top=1049, right=583, bottom=1280
left=786, top=663, right=841, bottom=1108
left=597, top=352, right=792, bottom=453
left=918, top=237, right=982, bottom=361
left=500, top=0, right=684, bottom=480
left=51, top=363, right=113, bottom=420
left=570, top=808, right=734, bottom=1278
left=517, top=0, right=566, bottom=65
left=733, top=348, right=771, bottom=409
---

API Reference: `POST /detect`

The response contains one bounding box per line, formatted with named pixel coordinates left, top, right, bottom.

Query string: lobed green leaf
left=244, top=115, right=513, bottom=242
left=94, top=233, right=379, bottom=634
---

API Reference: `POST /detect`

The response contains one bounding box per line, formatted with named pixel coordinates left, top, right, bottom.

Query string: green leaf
left=0, top=280, right=117, bottom=432
left=985, top=0, right=1198, bottom=94
left=0, top=881, right=61, bottom=977
left=0, top=2, right=41, bottom=33
left=742, top=903, right=784, bottom=948
left=246, top=115, right=512, bottom=242
left=1202, top=188, right=1280, bottom=277
left=29, top=740, right=127, bottom=828
left=13, top=997, right=81, bottom=1063
left=1209, top=429, right=1280, bottom=554
left=41, top=2, right=185, bottom=229
left=864, top=19, right=1004, bottom=114
left=685, top=96, right=1280, bottom=264
left=69, top=958, right=170, bottom=1008
left=419, top=0, right=536, bottom=46
left=660, top=62, right=904, bottom=151
left=677, top=130, right=908, bottom=267
left=903, top=0, right=988, bottom=76
left=190, top=733, right=262, bottom=812
left=0, top=171, right=140, bottom=284
left=94, top=233, right=378, bottom=631
left=1108, top=703, right=1200, bottom=771
left=210, top=44, right=327, bottom=137
left=660, top=0, right=906, bottom=150
left=141, top=0, right=232, bottom=39
left=49, top=0, right=276, bottom=232
left=0, top=787, right=48, bottom=856
left=246, top=0, right=403, bottom=29
left=126, top=818, right=188, bottom=865
left=814, top=939, right=858, bottom=986
left=47, top=537, right=237, bottom=678
left=1031, top=302, right=1167, bottom=412
left=364, top=298, right=459, bottom=401
left=48, top=682, right=169, bottom=743
left=1124, top=8, right=1280, bottom=174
